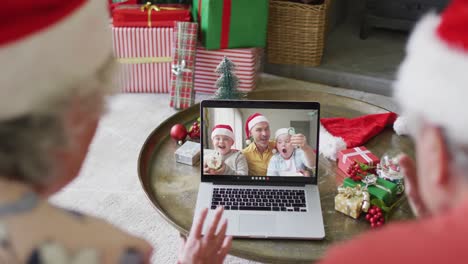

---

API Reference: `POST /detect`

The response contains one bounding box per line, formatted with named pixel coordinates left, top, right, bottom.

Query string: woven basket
left=267, top=0, right=330, bottom=66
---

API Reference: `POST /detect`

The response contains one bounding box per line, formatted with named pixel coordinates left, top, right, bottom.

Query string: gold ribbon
left=338, top=185, right=370, bottom=213
left=141, top=2, right=186, bottom=27
left=117, top=57, right=172, bottom=64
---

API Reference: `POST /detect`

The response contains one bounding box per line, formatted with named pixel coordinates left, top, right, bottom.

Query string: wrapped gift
left=112, top=27, right=173, bottom=93
left=175, top=141, right=201, bottom=165
left=343, top=176, right=398, bottom=205
left=334, top=185, right=370, bottom=219
left=192, top=0, right=269, bottom=50
left=112, top=3, right=191, bottom=28
left=170, top=22, right=198, bottom=109
left=194, top=46, right=262, bottom=94
left=137, top=0, right=191, bottom=3
left=338, top=146, right=380, bottom=177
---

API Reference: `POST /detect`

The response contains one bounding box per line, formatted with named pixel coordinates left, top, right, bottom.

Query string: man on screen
left=242, top=113, right=312, bottom=176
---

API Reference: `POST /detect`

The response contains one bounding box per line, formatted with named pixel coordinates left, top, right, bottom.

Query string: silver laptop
left=194, top=100, right=325, bottom=239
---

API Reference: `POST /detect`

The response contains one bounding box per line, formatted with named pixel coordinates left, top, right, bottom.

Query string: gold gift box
left=334, top=190, right=364, bottom=219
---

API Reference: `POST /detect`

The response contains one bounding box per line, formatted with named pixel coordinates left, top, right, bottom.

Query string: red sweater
left=320, top=201, right=468, bottom=263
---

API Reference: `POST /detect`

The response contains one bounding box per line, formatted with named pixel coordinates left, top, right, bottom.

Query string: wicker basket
left=267, top=0, right=330, bottom=66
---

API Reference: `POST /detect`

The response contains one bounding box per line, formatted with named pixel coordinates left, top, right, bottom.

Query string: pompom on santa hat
left=393, top=0, right=468, bottom=146
left=211, top=124, right=235, bottom=141
left=0, top=0, right=112, bottom=121
left=245, top=113, right=269, bottom=145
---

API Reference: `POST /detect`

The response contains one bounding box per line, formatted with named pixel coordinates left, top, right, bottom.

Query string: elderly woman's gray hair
left=0, top=57, right=117, bottom=188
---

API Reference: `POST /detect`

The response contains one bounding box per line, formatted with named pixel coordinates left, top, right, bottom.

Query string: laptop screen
left=200, top=100, right=320, bottom=185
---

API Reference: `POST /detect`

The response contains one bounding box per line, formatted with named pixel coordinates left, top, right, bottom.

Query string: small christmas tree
left=214, top=56, right=244, bottom=100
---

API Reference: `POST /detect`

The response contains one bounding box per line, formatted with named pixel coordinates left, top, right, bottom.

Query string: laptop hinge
left=212, top=181, right=307, bottom=187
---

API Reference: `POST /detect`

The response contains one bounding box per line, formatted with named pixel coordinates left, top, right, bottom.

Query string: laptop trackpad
left=239, top=214, right=276, bottom=234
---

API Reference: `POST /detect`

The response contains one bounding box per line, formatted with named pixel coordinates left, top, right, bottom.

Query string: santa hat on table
left=245, top=113, right=269, bottom=145
left=319, top=112, right=398, bottom=160
left=211, top=124, right=235, bottom=141
left=0, top=1, right=112, bottom=121
left=393, top=0, right=468, bottom=145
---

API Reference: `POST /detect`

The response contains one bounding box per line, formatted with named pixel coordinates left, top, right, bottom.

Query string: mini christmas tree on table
left=214, top=56, right=244, bottom=100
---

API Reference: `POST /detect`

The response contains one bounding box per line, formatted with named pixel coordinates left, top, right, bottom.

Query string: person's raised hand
left=178, top=207, right=232, bottom=264
left=399, top=154, right=429, bottom=217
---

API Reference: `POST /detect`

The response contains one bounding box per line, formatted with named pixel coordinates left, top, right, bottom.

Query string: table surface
left=138, top=75, right=414, bottom=263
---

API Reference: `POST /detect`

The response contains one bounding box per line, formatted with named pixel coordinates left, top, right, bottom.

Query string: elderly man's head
left=245, top=113, right=271, bottom=148
left=0, top=1, right=115, bottom=195
left=394, top=0, right=468, bottom=215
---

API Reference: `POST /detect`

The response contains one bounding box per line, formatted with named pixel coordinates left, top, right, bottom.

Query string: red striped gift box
left=194, top=46, right=262, bottom=94
left=112, top=27, right=173, bottom=93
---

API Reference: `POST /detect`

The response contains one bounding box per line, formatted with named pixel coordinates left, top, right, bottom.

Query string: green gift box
left=343, top=177, right=398, bottom=205
left=192, top=0, right=269, bottom=50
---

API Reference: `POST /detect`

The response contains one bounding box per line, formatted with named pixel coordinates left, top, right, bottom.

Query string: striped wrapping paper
left=112, top=27, right=173, bottom=93
left=170, top=22, right=198, bottom=109
left=194, top=46, right=262, bottom=94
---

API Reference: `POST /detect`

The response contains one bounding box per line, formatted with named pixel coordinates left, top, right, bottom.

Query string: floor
left=265, top=12, right=409, bottom=96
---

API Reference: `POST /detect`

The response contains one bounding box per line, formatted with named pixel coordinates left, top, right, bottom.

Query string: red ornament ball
left=170, top=124, right=188, bottom=141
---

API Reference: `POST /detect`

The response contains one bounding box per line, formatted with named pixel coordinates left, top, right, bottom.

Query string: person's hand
left=399, top=154, right=429, bottom=217
left=298, top=169, right=310, bottom=177
left=291, top=134, right=309, bottom=148
left=178, top=207, right=232, bottom=264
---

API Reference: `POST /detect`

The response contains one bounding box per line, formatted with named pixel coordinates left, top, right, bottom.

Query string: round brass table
left=138, top=87, right=414, bottom=263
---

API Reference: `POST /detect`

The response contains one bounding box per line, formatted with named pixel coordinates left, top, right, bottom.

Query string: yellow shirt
left=242, top=140, right=276, bottom=176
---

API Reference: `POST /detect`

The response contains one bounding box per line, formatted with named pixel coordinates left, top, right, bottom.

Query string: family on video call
left=203, top=109, right=318, bottom=177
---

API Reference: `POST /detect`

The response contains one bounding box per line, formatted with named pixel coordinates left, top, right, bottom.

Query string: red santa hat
left=245, top=113, right=269, bottom=143
left=0, top=1, right=112, bottom=121
left=393, top=0, right=468, bottom=145
left=211, top=124, right=235, bottom=141
left=319, top=113, right=397, bottom=160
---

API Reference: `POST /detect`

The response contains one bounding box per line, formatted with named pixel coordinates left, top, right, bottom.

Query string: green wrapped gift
left=192, top=0, right=269, bottom=50
left=343, top=177, right=398, bottom=205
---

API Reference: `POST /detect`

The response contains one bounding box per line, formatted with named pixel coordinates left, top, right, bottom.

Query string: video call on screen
left=203, top=107, right=318, bottom=178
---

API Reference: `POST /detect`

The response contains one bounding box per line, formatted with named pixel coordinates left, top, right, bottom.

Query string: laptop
left=194, top=100, right=325, bottom=239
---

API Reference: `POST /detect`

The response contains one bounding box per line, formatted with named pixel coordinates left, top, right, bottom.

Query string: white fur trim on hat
left=211, top=128, right=235, bottom=141
left=275, top=128, right=290, bottom=139
left=0, top=0, right=112, bottom=121
left=319, top=124, right=347, bottom=161
left=247, top=115, right=269, bottom=132
left=394, top=13, right=468, bottom=144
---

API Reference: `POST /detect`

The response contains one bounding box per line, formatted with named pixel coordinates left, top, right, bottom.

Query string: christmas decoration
left=334, top=185, right=370, bottom=219
left=345, top=160, right=376, bottom=182
left=112, top=3, right=190, bottom=28
left=214, top=57, right=244, bottom=100
left=112, top=27, right=173, bottom=93
left=206, top=151, right=223, bottom=170
left=0, top=1, right=109, bottom=121
left=188, top=118, right=201, bottom=140
left=338, top=146, right=380, bottom=178
left=377, top=151, right=405, bottom=195
left=365, top=205, right=385, bottom=228
left=192, top=0, right=269, bottom=49
left=194, top=46, right=261, bottom=94
left=175, top=141, right=201, bottom=166
left=170, top=124, right=188, bottom=144
left=343, top=175, right=398, bottom=206
left=137, top=0, right=191, bottom=4
left=319, top=112, right=398, bottom=160
left=394, top=0, right=468, bottom=148
left=244, top=113, right=269, bottom=145
left=170, top=22, right=198, bottom=109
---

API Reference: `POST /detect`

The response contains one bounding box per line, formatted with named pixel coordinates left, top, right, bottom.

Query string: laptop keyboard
left=211, top=188, right=307, bottom=212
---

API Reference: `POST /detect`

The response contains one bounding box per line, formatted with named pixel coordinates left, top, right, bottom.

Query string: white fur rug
left=50, top=93, right=259, bottom=264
